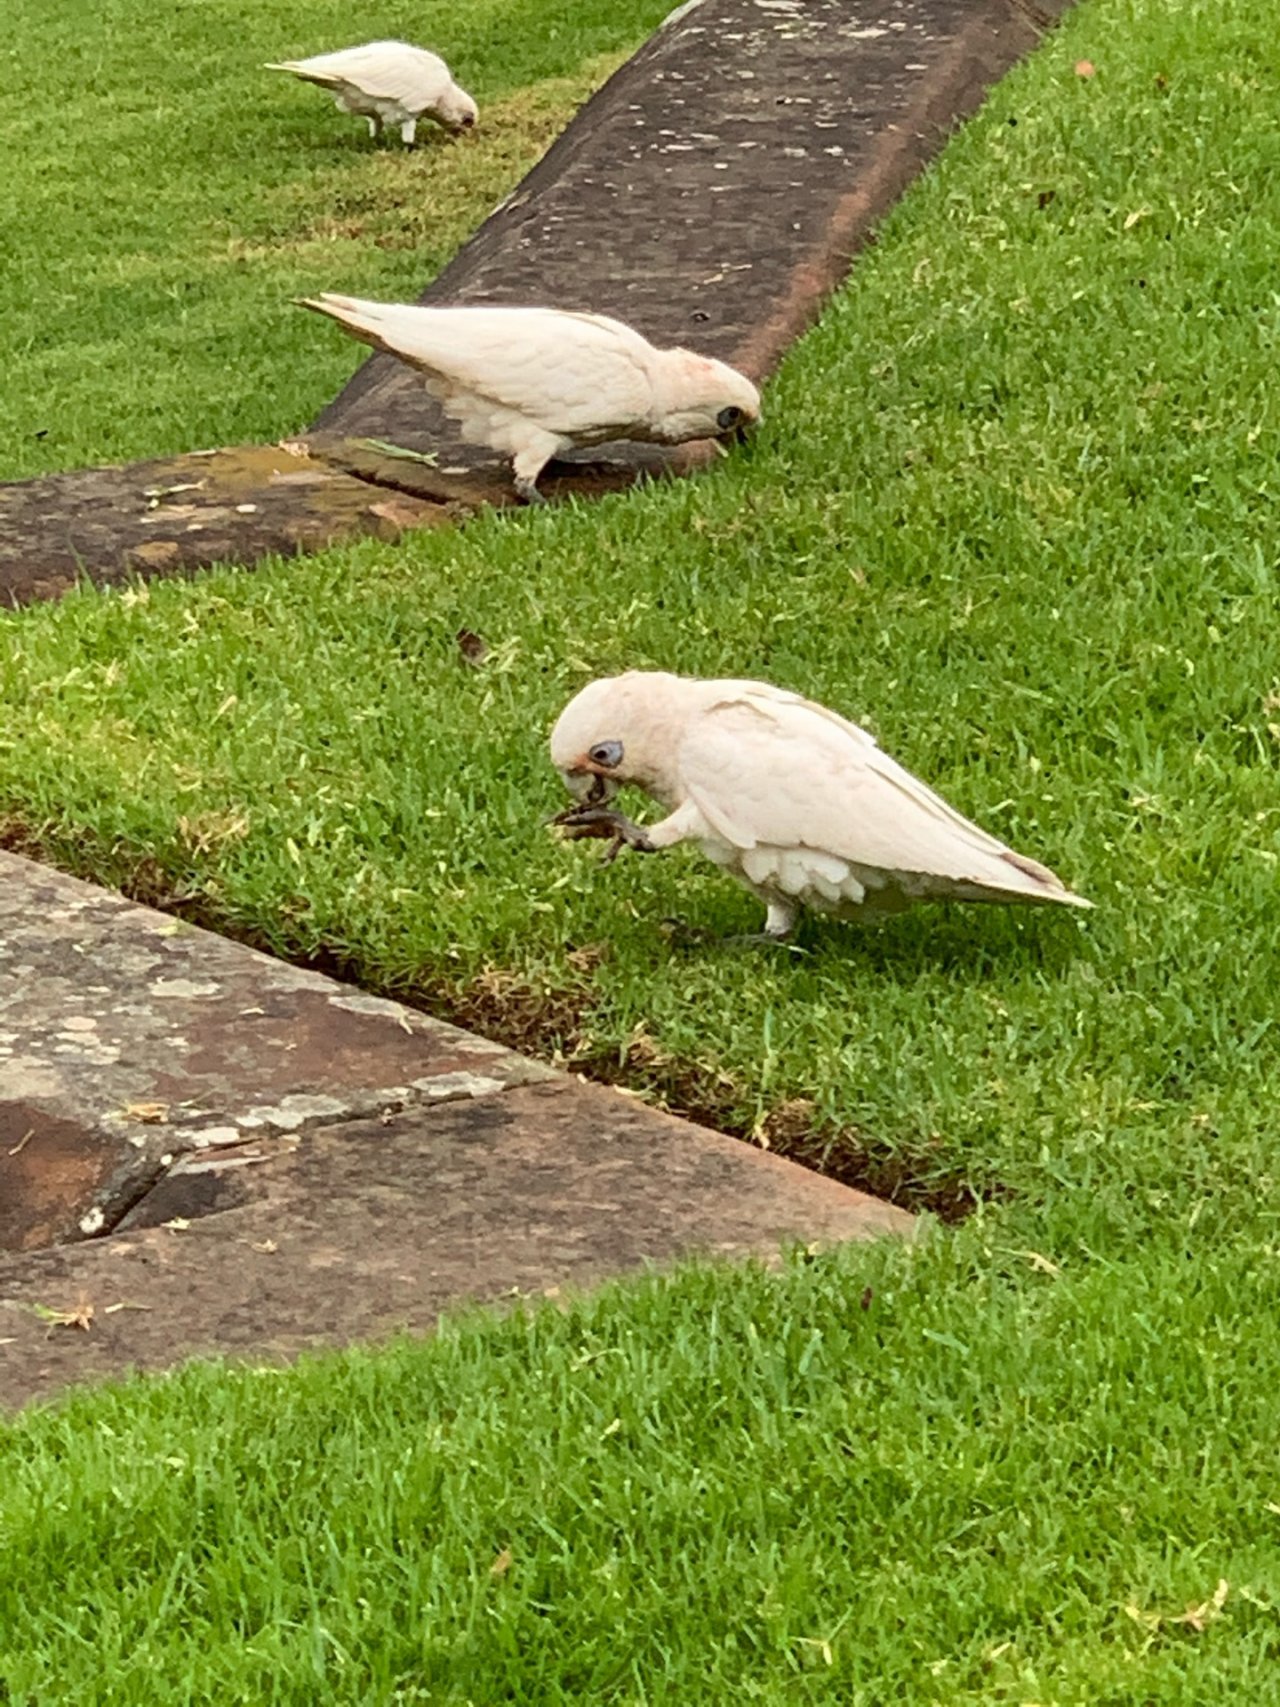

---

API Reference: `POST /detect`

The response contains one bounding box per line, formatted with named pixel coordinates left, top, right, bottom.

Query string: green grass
left=0, top=0, right=673, bottom=479
left=4, top=1241, right=1280, bottom=1702
left=3, top=0, right=1280, bottom=1695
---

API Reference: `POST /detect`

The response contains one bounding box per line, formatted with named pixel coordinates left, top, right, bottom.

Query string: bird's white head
left=550, top=672, right=687, bottom=806
left=439, top=85, right=478, bottom=131
left=651, top=351, right=761, bottom=449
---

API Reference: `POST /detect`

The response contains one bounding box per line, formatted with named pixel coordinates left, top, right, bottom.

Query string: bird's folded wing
left=330, top=44, right=450, bottom=106
left=677, top=691, right=1056, bottom=889
left=270, top=45, right=448, bottom=104
left=305, top=299, right=655, bottom=433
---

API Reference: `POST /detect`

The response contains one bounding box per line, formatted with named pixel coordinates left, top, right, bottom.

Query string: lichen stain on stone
left=149, top=977, right=222, bottom=1000
left=411, top=1071, right=510, bottom=1102
left=1, top=1056, right=65, bottom=1098
left=189, top=1125, right=245, bottom=1148
left=242, top=1092, right=354, bottom=1133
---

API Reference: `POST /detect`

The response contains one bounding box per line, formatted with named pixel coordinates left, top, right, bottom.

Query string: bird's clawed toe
left=551, top=804, right=655, bottom=858
left=722, top=930, right=806, bottom=952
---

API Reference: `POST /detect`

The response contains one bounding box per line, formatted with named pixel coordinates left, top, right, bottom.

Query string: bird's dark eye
left=716, top=406, right=743, bottom=431
left=589, top=740, right=624, bottom=768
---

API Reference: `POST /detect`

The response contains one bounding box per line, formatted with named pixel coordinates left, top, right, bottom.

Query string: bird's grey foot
left=723, top=901, right=800, bottom=947
left=722, top=930, right=805, bottom=951
left=552, top=804, right=655, bottom=861
left=513, top=475, right=546, bottom=504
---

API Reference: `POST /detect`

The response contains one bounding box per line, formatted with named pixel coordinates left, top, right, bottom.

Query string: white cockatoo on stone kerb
left=299, top=297, right=761, bottom=501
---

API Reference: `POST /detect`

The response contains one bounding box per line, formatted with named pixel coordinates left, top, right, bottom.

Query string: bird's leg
left=510, top=436, right=561, bottom=505
left=763, top=900, right=798, bottom=938
left=400, top=118, right=417, bottom=146
left=722, top=900, right=801, bottom=948
left=366, top=116, right=380, bottom=140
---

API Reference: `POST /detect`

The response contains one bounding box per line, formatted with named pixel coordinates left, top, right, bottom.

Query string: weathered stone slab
left=0, top=436, right=692, bottom=604
left=0, top=852, right=550, bottom=1251
left=0, top=0, right=1073, bottom=603
left=0, top=1077, right=912, bottom=1409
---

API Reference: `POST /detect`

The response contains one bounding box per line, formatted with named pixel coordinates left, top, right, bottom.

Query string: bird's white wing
left=268, top=42, right=451, bottom=106
left=300, top=298, right=656, bottom=434
left=677, top=686, right=1077, bottom=899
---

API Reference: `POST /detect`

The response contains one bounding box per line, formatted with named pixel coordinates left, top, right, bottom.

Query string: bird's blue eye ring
left=716, top=406, right=743, bottom=431
left=589, top=741, right=624, bottom=768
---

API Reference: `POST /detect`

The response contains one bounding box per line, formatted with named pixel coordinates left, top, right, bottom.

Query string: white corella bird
left=299, top=296, right=762, bottom=501
left=265, top=42, right=477, bottom=144
left=550, top=672, right=1091, bottom=938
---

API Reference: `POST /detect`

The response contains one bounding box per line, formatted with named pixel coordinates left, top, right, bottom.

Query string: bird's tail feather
left=264, top=62, right=345, bottom=86
left=994, top=848, right=1092, bottom=908
left=296, top=294, right=403, bottom=359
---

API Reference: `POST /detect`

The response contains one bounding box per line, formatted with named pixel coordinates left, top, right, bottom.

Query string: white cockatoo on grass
left=550, top=672, right=1091, bottom=939
left=265, top=42, right=477, bottom=144
left=298, top=297, right=762, bottom=501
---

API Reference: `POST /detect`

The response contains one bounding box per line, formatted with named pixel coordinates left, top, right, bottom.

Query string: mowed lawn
left=3, top=0, right=1280, bottom=1698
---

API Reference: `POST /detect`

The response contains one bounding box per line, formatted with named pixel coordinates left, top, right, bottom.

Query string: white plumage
left=299, top=297, right=761, bottom=501
left=550, top=672, right=1091, bottom=937
left=265, top=42, right=477, bottom=144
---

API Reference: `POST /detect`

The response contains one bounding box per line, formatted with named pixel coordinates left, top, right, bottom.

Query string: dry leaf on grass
left=177, top=810, right=250, bottom=855
left=1017, top=1249, right=1062, bottom=1277
left=1075, top=59, right=1096, bottom=78
left=1125, top=1579, right=1229, bottom=1635
left=1176, top=1579, right=1229, bottom=1632
left=565, top=941, right=609, bottom=973
left=490, top=1548, right=514, bottom=1577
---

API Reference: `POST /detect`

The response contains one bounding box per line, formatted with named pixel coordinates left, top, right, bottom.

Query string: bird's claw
left=551, top=804, right=655, bottom=858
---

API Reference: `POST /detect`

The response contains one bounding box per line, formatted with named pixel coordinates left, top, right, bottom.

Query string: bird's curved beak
left=714, top=422, right=754, bottom=455
left=559, top=764, right=618, bottom=804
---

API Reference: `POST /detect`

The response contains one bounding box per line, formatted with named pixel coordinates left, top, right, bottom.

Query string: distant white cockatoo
left=297, top=296, right=762, bottom=501
left=550, top=672, right=1091, bottom=938
left=265, top=42, right=477, bottom=144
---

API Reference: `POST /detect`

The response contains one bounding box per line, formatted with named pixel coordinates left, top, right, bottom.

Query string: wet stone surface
left=0, top=0, right=1070, bottom=601
left=0, top=1077, right=912, bottom=1410
left=0, top=853, right=551, bottom=1251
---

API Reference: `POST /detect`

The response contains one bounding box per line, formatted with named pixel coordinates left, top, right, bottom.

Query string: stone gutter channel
left=0, top=0, right=1076, bottom=1403
left=0, top=0, right=1071, bottom=602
